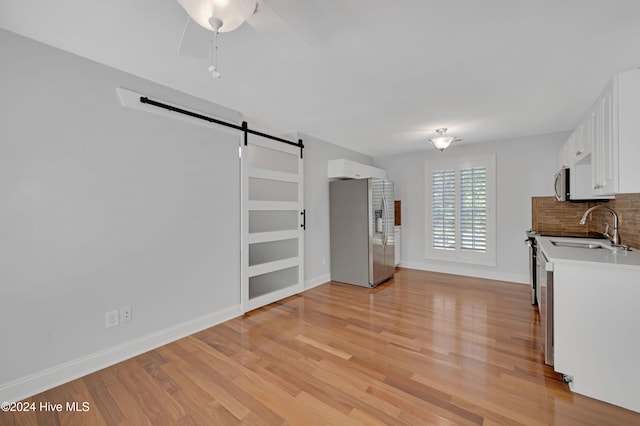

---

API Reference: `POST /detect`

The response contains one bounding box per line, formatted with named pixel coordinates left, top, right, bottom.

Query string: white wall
left=0, top=29, right=243, bottom=400
left=374, top=132, right=567, bottom=283
left=0, top=26, right=568, bottom=402
left=297, top=133, right=373, bottom=288
left=0, top=29, right=376, bottom=401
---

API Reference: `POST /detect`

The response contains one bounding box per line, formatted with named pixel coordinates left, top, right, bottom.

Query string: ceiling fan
left=176, top=0, right=312, bottom=73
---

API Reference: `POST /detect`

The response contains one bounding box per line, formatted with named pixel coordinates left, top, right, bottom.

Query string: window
left=425, top=155, right=496, bottom=266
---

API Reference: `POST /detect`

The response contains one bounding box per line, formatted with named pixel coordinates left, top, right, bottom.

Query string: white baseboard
left=399, top=261, right=529, bottom=285
left=0, top=305, right=242, bottom=403
left=305, top=273, right=331, bottom=290
left=1, top=264, right=526, bottom=402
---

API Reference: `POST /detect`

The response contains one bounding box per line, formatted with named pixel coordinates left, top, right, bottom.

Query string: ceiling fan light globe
left=177, top=0, right=257, bottom=33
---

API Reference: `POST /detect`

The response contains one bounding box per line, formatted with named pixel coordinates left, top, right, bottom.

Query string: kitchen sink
left=550, top=241, right=607, bottom=249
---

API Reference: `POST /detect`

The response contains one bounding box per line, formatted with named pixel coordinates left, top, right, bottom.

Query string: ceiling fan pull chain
left=208, top=30, right=221, bottom=79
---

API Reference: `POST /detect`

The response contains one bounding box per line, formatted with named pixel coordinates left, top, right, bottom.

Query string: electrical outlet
left=120, top=306, right=132, bottom=323
left=322, top=257, right=326, bottom=265
left=105, top=310, right=119, bottom=328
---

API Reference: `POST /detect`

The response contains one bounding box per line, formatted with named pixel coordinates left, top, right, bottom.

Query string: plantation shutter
left=430, top=167, right=487, bottom=253
left=459, top=167, right=487, bottom=252
left=426, top=155, right=495, bottom=266
left=431, top=169, right=456, bottom=250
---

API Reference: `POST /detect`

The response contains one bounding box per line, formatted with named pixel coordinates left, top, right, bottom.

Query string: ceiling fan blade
left=246, top=1, right=311, bottom=60
left=256, top=0, right=351, bottom=44
left=178, top=17, right=211, bottom=57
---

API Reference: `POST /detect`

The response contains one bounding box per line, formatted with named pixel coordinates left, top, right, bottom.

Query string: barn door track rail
left=139, top=96, right=304, bottom=158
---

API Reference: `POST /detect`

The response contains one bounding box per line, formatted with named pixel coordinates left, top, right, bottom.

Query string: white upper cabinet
left=592, top=82, right=616, bottom=195
left=561, top=69, right=640, bottom=197
left=328, top=159, right=387, bottom=179
left=611, top=70, right=640, bottom=194
left=593, top=70, right=640, bottom=195
left=558, top=142, right=570, bottom=169
left=568, top=117, right=591, bottom=165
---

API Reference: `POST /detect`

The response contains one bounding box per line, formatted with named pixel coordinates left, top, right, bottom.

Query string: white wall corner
left=305, top=274, right=331, bottom=290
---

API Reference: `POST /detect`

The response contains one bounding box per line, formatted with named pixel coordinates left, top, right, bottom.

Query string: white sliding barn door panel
left=241, top=133, right=304, bottom=313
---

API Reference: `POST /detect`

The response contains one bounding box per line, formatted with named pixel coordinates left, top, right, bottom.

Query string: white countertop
left=536, top=236, right=640, bottom=270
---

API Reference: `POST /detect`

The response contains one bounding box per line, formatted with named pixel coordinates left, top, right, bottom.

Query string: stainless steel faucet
left=579, top=205, right=620, bottom=245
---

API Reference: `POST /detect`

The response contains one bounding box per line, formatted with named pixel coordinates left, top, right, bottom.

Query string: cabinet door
left=571, top=120, right=590, bottom=164
left=558, top=141, right=569, bottom=169
left=594, top=86, right=616, bottom=195
left=580, top=117, right=591, bottom=157
left=566, top=131, right=577, bottom=164
left=554, top=263, right=640, bottom=413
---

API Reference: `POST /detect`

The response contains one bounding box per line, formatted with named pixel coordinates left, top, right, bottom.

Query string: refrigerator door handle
left=385, top=194, right=390, bottom=246
left=382, top=195, right=388, bottom=247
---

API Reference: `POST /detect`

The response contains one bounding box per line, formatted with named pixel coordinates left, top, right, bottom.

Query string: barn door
left=241, top=132, right=304, bottom=313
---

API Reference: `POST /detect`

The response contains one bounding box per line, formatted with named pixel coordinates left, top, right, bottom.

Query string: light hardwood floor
left=3, top=268, right=639, bottom=425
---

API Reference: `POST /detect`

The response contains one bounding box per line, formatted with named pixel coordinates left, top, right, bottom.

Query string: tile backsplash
left=531, top=194, right=640, bottom=249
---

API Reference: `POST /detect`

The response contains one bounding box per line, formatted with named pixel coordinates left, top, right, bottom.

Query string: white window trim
left=424, top=154, right=496, bottom=267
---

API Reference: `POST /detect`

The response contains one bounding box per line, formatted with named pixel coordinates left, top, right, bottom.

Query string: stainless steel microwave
left=554, top=167, right=608, bottom=202
left=554, top=168, right=569, bottom=201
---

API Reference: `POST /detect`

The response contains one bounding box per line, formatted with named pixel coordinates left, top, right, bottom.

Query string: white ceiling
left=2, top=0, right=640, bottom=157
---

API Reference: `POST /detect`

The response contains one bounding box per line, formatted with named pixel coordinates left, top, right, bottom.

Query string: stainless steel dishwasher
left=537, top=249, right=554, bottom=366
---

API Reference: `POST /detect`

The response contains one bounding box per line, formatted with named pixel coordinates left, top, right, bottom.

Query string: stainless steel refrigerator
left=329, top=178, right=395, bottom=288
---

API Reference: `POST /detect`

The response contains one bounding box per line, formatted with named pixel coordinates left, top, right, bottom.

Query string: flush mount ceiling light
left=177, top=0, right=258, bottom=78
left=428, top=128, right=460, bottom=151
